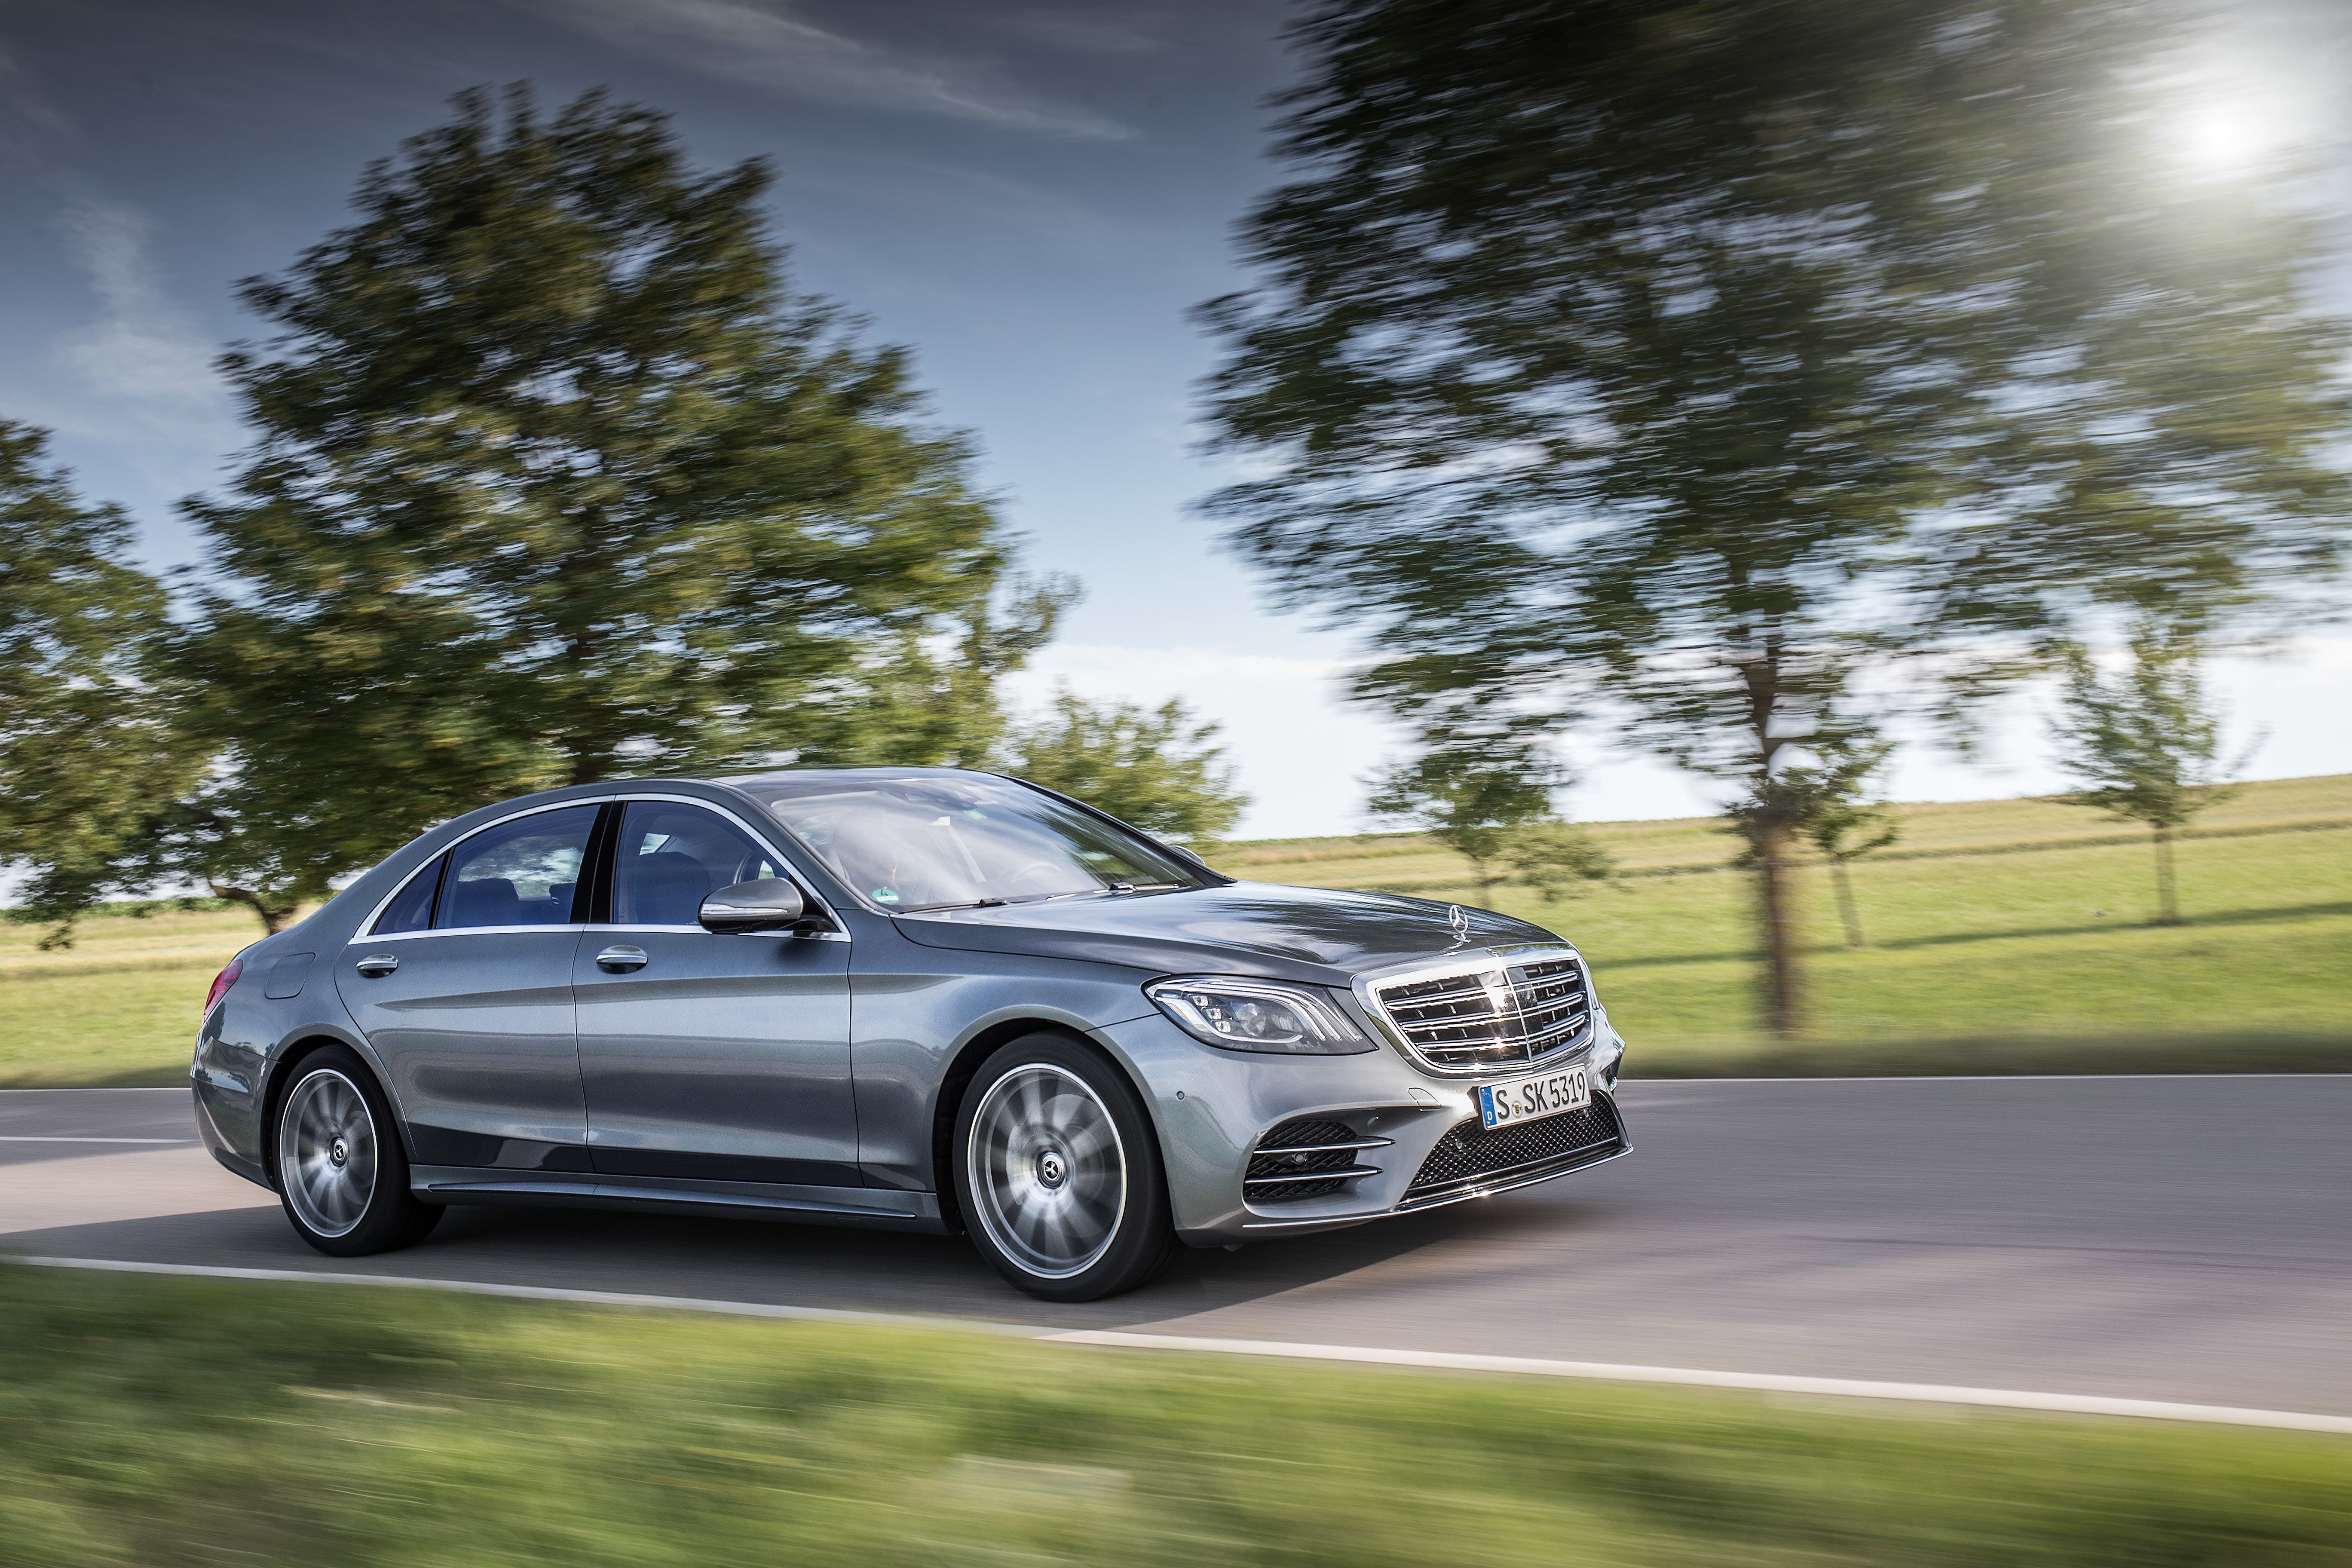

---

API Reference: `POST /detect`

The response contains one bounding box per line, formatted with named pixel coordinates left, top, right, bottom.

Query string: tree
left=2049, top=620, right=2236, bottom=926
left=1367, top=742, right=1609, bottom=904
left=1733, top=732, right=1901, bottom=950
left=1003, top=689, right=1247, bottom=848
left=1198, top=0, right=2348, bottom=1035
left=0, top=423, right=194, bottom=946
left=162, top=85, right=1038, bottom=924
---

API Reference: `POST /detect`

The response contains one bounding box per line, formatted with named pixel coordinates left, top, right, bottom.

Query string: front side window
left=741, top=775, right=1202, bottom=913
left=612, top=802, right=786, bottom=926
left=435, top=805, right=599, bottom=929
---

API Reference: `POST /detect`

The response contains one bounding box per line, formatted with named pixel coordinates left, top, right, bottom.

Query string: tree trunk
left=2151, top=824, right=2182, bottom=926
left=1830, top=858, right=1866, bottom=949
left=213, top=884, right=295, bottom=935
left=1753, top=818, right=1806, bottom=1036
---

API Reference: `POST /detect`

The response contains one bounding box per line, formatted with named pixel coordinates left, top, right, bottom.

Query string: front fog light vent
left=1244, top=1117, right=1390, bottom=1204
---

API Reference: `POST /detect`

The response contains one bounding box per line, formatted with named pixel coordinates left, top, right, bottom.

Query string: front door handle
left=595, top=945, right=649, bottom=973
left=354, top=954, right=399, bottom=977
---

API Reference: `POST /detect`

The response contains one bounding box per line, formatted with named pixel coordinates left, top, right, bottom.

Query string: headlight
left=1145, top=976, right=1375, bottom=1055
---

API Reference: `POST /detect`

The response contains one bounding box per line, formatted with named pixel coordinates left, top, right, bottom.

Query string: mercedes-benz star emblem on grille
left=1446, top=904, right=1471, bottom=943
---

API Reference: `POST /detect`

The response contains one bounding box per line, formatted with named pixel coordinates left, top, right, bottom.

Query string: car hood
left=891, top=879, right=1560, bottom=981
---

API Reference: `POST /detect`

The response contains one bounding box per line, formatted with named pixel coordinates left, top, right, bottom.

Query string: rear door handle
left=354, top=954, right=399, bottom=977
left=595, top=945, right=649, bottom=972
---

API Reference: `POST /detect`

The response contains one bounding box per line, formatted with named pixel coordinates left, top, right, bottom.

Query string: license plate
left=1475, top=1066, right=1591, bottom=1130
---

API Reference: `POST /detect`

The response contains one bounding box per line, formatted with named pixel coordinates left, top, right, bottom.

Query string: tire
left=271, top=1045, right=442, bottom=1257
left=952, top=1033, right=1180, bottom=1302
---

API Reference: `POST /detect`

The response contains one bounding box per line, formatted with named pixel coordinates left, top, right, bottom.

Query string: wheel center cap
left=328, top=1138, right=349, bottom=1167
left=1036, top=1149, right=1067, bottom=1188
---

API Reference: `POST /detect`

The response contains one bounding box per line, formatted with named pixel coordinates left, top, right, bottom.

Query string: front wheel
left=952, top=1034, right=1179, bottom=1302
left=272, top=1046, right=442, bottom=1257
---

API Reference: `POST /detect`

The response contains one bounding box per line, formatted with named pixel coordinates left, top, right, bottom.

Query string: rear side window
left=436, top=805, right=600, bottom=930
left=612, top=802, right=785, bottom=926
left=371, top=858, right=444, bottom=935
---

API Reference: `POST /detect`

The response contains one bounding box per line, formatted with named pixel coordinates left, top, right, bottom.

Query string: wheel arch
left=258, top=1034, right=408, bottom=1190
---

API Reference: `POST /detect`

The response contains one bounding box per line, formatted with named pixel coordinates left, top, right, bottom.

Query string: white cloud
left=51, top=199, right=229, bottom=415
left=535, top=0, right=1134, bottom=140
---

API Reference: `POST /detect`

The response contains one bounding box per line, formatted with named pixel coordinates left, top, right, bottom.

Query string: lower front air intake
left=1400, top=1094, right=1624, bottom=1206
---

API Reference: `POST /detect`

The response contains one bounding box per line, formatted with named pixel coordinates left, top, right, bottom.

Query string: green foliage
left=163, top=85, right=1034, bottom=919
left=1367, top=744, right=1608, bottom=901
left=1003, top=688, right=1247, bottom=847
left=790, top=576, right=1079, bottom=771
left=2052, top=621, right=2236, bottom=833
left=2050, top=619, right=2237, bottom=924
left=1197, top=0, right=2351, bottom=1033
left=6, top=1264, right=2351, bottom=1567
left=0, top=422, right=197, bottom=946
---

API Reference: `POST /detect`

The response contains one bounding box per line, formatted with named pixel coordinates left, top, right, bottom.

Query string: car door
left=574, top=797, right=857, bottom=1188
left=334, top=802, right=600, bottom=1171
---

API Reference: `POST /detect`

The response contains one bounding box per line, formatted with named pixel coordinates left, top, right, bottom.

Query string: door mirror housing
left=698, top=878, right=808, bottom=934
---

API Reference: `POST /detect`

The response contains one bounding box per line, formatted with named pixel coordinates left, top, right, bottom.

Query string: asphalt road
left=4, top=1077, right=2347, bottom=1416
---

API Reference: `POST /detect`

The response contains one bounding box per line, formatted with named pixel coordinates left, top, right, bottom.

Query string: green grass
left=1228, top=773, right=2352, bottom=1073
left=0, top=905, right=261, bottom=1087
left=1, top=1263, right=2346, bottom=1568
left=4, top=776, right=2347, bottom=1086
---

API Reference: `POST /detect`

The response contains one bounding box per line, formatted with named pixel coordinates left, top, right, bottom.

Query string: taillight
left=203, top=959, right=243, bottom=1016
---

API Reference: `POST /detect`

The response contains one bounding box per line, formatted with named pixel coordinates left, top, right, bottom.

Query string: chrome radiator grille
left=1368, top=953, right=1592, bottom=1073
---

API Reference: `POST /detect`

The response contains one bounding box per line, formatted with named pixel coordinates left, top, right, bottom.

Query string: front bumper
left=1094, top=1012, right=1629, bottom=1245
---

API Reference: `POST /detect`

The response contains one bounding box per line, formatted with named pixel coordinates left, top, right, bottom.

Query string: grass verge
left=2, top=1262, right=2348, bottom=1567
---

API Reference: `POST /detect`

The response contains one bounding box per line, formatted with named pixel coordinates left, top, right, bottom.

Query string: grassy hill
left=3, top=775, right=2346, bottom=1086
left=1223, top=772, right=2352, bottom=1075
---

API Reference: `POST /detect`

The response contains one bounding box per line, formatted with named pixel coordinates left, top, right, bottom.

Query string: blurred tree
left=1733, top=732, right=1902, bottom=950
left=1002, top=689, right=1247, bottom=848
left=792, top=576, right=1079, bottom=772
left=1199, top=0, right=2348, bottom=1035
left=2049, top=620, right=2236, bottom=926
left=162, top=85, right=1040, bottom=920
left=0, top=423, right=195, bottom=947
left=1368, top=742, right=1610, bottom=904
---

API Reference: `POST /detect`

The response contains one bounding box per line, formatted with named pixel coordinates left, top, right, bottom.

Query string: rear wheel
left=952, top=1034, right=1178, bottom=1302
left=272, top=1046, right=441, bottom=1256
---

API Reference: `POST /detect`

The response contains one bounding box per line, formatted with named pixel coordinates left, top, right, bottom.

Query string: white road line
left=13, top=1255, right=2349, bottom=1436
left=0, top=1136, right=192, bottom=1144
left=0, top=1086, right=189, bottom=1093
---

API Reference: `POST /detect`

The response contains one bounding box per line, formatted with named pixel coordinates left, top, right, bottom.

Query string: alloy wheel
left=965, top=1063, right=1127, bottom=1280
left=279, top=1067, right=379, bottom=1238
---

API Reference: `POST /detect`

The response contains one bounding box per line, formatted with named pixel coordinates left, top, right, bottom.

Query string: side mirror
left=698, top=878, right=808, bottom=934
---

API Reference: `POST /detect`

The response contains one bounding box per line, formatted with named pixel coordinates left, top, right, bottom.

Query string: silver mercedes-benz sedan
left=192, top=769, right=1629, bottom=1300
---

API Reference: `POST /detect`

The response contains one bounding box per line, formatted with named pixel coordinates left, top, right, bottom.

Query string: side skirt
left=408, top=1165, right=948, bottom=1234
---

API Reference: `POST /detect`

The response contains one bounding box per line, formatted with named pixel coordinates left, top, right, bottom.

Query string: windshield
left=738, top=775, right=1204, bottom=912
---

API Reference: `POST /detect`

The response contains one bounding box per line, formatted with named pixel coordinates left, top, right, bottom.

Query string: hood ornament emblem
left=1446, top=904, right=1472, bottom=945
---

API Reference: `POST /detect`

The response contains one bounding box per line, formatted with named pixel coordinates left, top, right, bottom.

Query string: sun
left=2176, top=99, right=2281, bottom=174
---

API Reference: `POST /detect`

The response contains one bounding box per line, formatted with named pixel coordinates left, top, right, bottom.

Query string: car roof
left=711, top=766, right=999, bottom=787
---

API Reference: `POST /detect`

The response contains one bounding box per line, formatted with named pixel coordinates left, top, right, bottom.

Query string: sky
left=2, top=0, right=2347, bottom=839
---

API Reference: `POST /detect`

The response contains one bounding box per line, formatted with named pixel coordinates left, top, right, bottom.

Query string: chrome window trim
left=354, top=924, right=588, bottom=945
left=1349, top=942, right=1595, bottom=1078
left=353, top=797, right=615, bottom=939
left=606, top=793, right=850, bottom=941
left=350, top=793, right=848, bottom=945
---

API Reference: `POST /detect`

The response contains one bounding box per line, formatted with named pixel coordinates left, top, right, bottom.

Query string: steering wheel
left=999, top=860, right=1068, bottom=896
